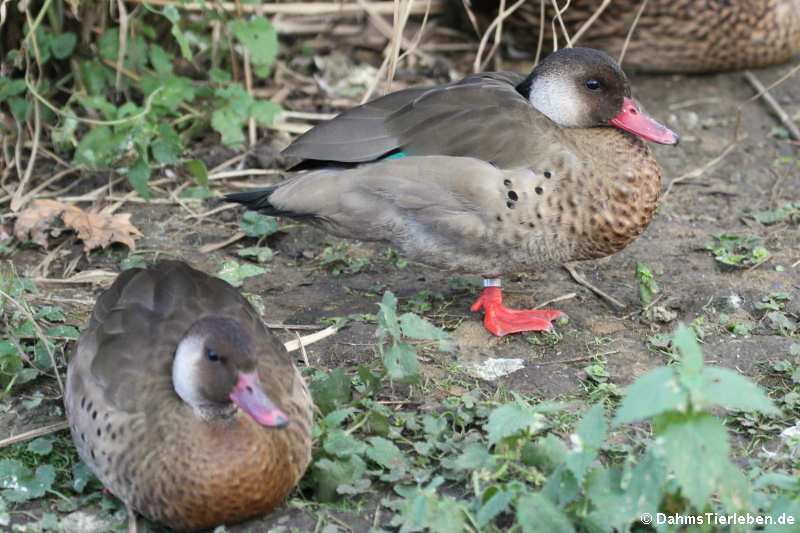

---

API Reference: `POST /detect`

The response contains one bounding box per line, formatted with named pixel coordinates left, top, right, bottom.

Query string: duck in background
left=65, top=261, right=313, bottom=532
left=477, top=0, right=800, bottom=73
left=227, top=48, right=679, bottom=337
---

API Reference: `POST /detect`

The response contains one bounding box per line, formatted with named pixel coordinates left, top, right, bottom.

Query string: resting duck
left=510, top=0, right=800, bottom=73
left=227, top=47, right=678, bottom=336
left=65, top=261, right=313, bottom=532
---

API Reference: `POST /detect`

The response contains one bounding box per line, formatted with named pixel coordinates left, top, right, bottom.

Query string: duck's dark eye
left=585, top=78, right=602, bottom=91
left=206, top=349, right=219, bottom=362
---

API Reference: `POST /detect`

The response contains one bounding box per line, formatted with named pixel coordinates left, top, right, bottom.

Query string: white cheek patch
left=172, top=334, right=206, bottom=408
left=528, top=76, right=584, bottom=128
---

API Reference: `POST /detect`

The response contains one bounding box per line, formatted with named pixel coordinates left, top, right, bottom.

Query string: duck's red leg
left=470, top=279, right=563, bottom=336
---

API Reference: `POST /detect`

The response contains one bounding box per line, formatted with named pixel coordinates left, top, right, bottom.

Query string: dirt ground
left=2, top=41, right=799, bottom=532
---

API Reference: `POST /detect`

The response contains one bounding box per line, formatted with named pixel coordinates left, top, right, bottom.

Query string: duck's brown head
left=172, top=316, right=288, bottom=428
left=517, top=47, right=679, bottom=145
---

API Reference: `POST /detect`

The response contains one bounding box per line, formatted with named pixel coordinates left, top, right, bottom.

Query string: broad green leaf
left=45, top=325, right=79, bottom=339
left=0, top=78, right=26, bottom=101
left=477, top=488, right=514, bottom=529
left=231, top=17, right=278, bottom=73
left=451, top=442, right=494, bottom=472
left=565, top=403, right=605, bottom=482
left=51, top=32, right=77, bottom=60
left=613, top=366, right=685, bottom=426
left=323, top=407, right=356, bottom=428
left=128, top=156, right=151, bottom=199
left=698, top=366, right=780, bottom=415
left=521, top=434, right=568, bottom=472
left=323, top=430, right=366, bottom=459
left=312, top=455, right=367, bottom=502
left=366, top=436, right=409, bottom=470
left=148, top=43, right=174, bottom=74
left=237, top=246, right=273, bottom=263
left=657, top=412, right=730, bottom=509
left=517, top=492, right=576, bottom=533
left=185, top=159, right=208, bottom=188
left=216, top=261, right=265, bottom=287
left=309, top=368, right=351, bottom=414
left=250, top=100, right=282, bottom=126
left=72, top=461, right=96, bottom=493
left=239, top=211, right=279, bottom=237
left=383, top=343, right=419, bottom=383
left=73, top=125, right=115, bottom=167
left=140, top=74, right=196, bottom=111
left=765, top=495, right=800, bottom=533
left=0, top=460, right=56, bottom=503
left=27, top=437, right=53, bottom=456
left=399, top=312, right=453, bottom=351
left=586, top=449, right=664, bottom=530
left=392, top=477, right=466, bottom=533
left=151, top=122, right=182, bottom=164
left=673, top=323, right=703, bottom=376
left=486, top=403, right=547, bottom=446
left=78, top=59, right=108, bottom=95
left=377, top=291, right=401, bottom=340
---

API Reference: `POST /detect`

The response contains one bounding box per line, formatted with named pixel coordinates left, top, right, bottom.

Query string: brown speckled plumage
left=227, top=48, right=670, bottom=280
left=65, top=261, right=312, bottom=532
left=513, top=0, right=800, bottom=73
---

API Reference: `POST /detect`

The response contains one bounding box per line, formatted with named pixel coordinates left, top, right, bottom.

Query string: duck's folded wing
left=283, top=72, right=535, bottom=166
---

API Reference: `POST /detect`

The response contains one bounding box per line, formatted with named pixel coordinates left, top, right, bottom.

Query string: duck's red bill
left=609, top=97, right=679, bottom=145
left=230, top=370, right=288, bottom=428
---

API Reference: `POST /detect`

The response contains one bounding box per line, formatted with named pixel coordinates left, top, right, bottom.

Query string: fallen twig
left=563, top=263, right=625, bottom=311
left=0, top=421, right=70, bottom=449
left=743, top=70, right=800, bottom=141
left=283, top=325, right=339, bottom=352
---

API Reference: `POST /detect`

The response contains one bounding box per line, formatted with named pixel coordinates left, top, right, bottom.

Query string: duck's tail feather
left=225, top=188, right=314, bottom=218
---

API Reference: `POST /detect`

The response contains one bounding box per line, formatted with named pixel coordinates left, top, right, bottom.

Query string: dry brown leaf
left=15, top=199, right=142, bottom=251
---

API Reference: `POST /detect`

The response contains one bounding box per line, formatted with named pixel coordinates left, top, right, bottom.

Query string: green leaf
left=635, top=262, right=660, bottom=306
left=486, top=403, right=547, bottom=446
left=140, top=74, right=196, bottom=110
left=128, top=156, right=151, bottom=199
left=72, top=461, right=96, bottom=494
left=148, top=43, right=174, bottom=74
left=78, top=59, right=108, bottom=95
left=0, top=460, right=56, bottom=503
left=477, top=488, right=514, bottom=529
left=656, top=411, right=731, bottom=509
left=216, top=261, right=265, bottom=287
left=322, top=407, right=356, bottom=428
left=366, top=436, right=409, bottom=470
left=239, top=211, right=279, bottom=237
left=250, top=100, right=282, bottom=126
left=565, top=403, right=605, bottom=482
left=231, top=17, right=279, bottom=73
left=237, top=246, right=273, bottom=263
left=451, top=442, right=494, bottom=472
left=309, top=368, right=351, bottom=414
left=211, top=84, right=253, bottom=147
left=185, top=159, right=208, bottom=188
left=517, top=492, right=576, bottom=533
left=697, top=366, right=780, bottom=415
left=377, top=291, right=400, bottom=340
left=383, top=343, right=419, bottom=383
left=151, top=122, right=182, bottom=164
left=178, top=187, right=212, bottom=200
left=51, top=32, right=77, bottom=60
left=323, top=430, right=366, bottom=459
left=72, top=126, right=116, bottom=167
left=27, top=437, right=53, bottom=456
left=0, top=78, right=27, bottom=102
left=312, top=455, right=368, bottom=502
left=399, top=312, right=453, bottom=351
left=45, top=325, right=79, bottom=339
left=613, top=366, right=685, bottom=426
left=673, top=323, right=703, bottom=376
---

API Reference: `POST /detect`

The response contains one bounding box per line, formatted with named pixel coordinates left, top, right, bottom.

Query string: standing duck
left=227, top=48, right=679, bottom=337
left=65, top=261, right=313, bottom=532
